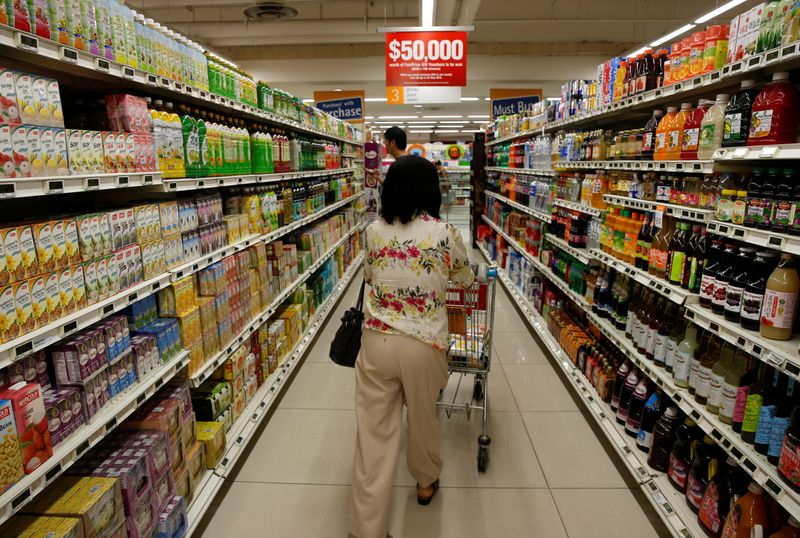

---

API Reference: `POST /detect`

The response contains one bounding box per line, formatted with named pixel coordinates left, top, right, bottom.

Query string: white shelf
left=0, top=172, right=161, bottom=199
left=706, top=220, right=800, bottom=256
left=544, top=233, right=593, bottom=265
left=590, top=249, right=693, bottom=306
left=554, top=160, right=714, bottom=174
left=552, top=198, right=602, bottom=217
left=603, top=194, right=716, bottom=223
left=485, top=166, right=557, bottom=176
left=0, top=349, right=190, bottom=525
left=189, top=226, right=361, bottom=387
left=713, top=143, right=800, bottom=161
left=159, top=167, right=357, bottom=193
left=484, top=191, right=552, bottom=223
left=185, top=253, right=364, bottom=536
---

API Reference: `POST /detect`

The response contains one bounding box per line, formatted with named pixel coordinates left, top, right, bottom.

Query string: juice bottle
left=748, top=72, right=800, bottom=146
left=778, top=406, right=800, bottom=491
left=654, top=106, right=677, bottom=160
left=770, top=517, right=800, bottom=538
left=733, top=360, right=758, bottom=433
left=195, top=110, right=208, bottom=177
left=685, top=435, right=718, bottom=512
left=741, top=363, right=769, bottom=444
left=681, top=100, right=711, bottom=160
left=773, top=168, right=797, bottom=234
left=700, top=239, right=723, bottom=308
left=688, top=31, right=707, bottom=77
left=703, top=25, right=728, bottom=73
left=678, top=36, right=692, bottom=81
left=761, top=253, right=800, bottom=340
left=637, top=390, right=663, bottom=452
left=181, top=113, right=198, bottom=178
left=613, top=60, right=628, bottom=101
left=648, top=406, right=679, bottom=471
left=725, top=247, right=755, bottom=323
left=636, top=49, right=656, bottom=93
left=674, top=323, right=699, bottom=388
left=720, top=351, right=748, bottom=425
left=615, top=366, right=640, bottom=426
left=720, top=482, right=768, bottom=537
left=723, top=80, right=760, bottom=147
left=666, top=221, right=690, bottom=285
left=695, top=333, right=720, bottom=406
left=668, top=416, right=702, bottom=491
left=666, top=42, right=682, bottom=85
left=755, top=370, right=785, bottom=454
left=712, top=243, right=738, bottom=316
left=641, top=109, right=664, bottom=159
left=698, top=457, right=748, bottom=536
left=625, top=376, right=651, bottom=437
left=667, top=103, right=692, bottom=160
left=769, top=378, right=796, bottom=465
left=708, top=342, right=735, bottom=415
left=655, top=48, right=669, bottom=87
left=697, top=94, right=730, bottom=159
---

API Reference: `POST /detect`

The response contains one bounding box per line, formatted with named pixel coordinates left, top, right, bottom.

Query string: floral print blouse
left=364, top=213, right=475, bottom=351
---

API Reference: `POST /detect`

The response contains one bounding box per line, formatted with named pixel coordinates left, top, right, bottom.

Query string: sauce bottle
left=698, top=94, right=730, bottom=159
left=655, top=106, right=678, bottom=161
left=720, top=350, right=748, bottom=425
left=686, top=435, right=719, bottom=512
left=723, top=80, right=760, bottom=147
left=668, top=416, right=702, bottom=491
left=755, top=370, right=785, bottom=454
left=681, top=100, right=712, bottom=160
left=778, top=406, right=800, bottom=492
left=769, top=378, right=796, bottom=465
left=720, top=482, right=768, bottom=537
left=741, top=250, right=779, bottom=331
left=700, top=239, right=724, bottom=309
left=769, top=517, right=800, bottom=538
left=637, top=390, right=664, bottom=452
left=667, top=221, right=691, bottom=285
left=772, top=168, right=796, bottom=234
left=668, top=103, right=693, bottom=160
left=708, top=342, right=735, bottom=415
left=724, top=247, right=756, bottom=323
left=674, top=323, right=699, bottom=388
left=625, top=377, right=651, bottom=437
left=748, top=72, right=800, bottom=146
left=761, top=253, right=800, bottom=341
left=698, top=457, right=748, bottom=536
left=745, top=168, right=767, bottom=228
left=712, top=243, right=739, bottom=316
left=648, top=406, right=680, bottom=471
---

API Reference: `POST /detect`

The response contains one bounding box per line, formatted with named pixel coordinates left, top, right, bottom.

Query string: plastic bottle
left=725, top=247, right=756, bottom=322
left=770, top=517, right=800, bottom=538
left=698, top=457, right=748, bottom=536
left=637, top=390, right=664, bottom=452
left=697, top=94, right=730, bottom=159
left=648, top=407, right=680, bottom=471
left=680, top=100, right=711, bottom=160
left=686, top=435, right=719, bottom=512
left=667, top=103, right=692, bottom=160
left=181, top=113, right=198, bottom=178
left=688, top=31, right=707, bottom=77
left=637, top=49, right=657, bottom=93
left=616, top=366, right=640, bottom=425
left=761, top=253, right=800, bottom=341
left=668, top=417, right=702, bottom=491
left=740, top=250, right=779, bottom=331
left=626, top=377, right=652, bottom=437
left=755, top=370, right=785, bottom=454
left=733, top=361, right=758, bottom=433
left=720, top=351, right=748, bottom=425
left=778, top=406, right=800, bottom=491
left=769, top=378, right=796, bottom=465
left=748, top=72, right=800, bottom=146
left=641, top=110, right=664, bottom=160
left=674, top=324, right=698, bottom=388
left=655, top=106, right=677, bottom=161
left=723, top=80, right=760, bottom=147
left=720, top=482, right=768, bottom=537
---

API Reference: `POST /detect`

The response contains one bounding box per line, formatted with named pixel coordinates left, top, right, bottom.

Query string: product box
left=0, top=68, right=20, bottom=126
left=11, top=124, right=31, bottom=177
left=125, top=491, right=157, bottom=538
left=44, top=271, right=62, bottom=321
left=0, top=398, right=25, bottom=493
left=0, top=382, right=52, bottom=474
left=80, top=449, right=153, bottom=519
left=0, top=124, right=14, bottom=179
left=195, top=421, right=225, bottom=469
left=173, top=464, right=190, bottom=503
left=50, top=220, right=68, bottom=271
left=17, top=225, right=39, bottom=279
left=119, top=430, right=172, bottom=483
left=122, top=399, right=181, bottom=443
left=17, top=277, right=39, bottom=332
left=63, top=219, right=81, bottom=267
left=154, top=496, right=186, bottom=538
left=191, top=381, right=231, bottom=422
left=735, top=4, right=766, bottom=61
left=185, top=440, right=204, bottom=487
left=14, top=73, right=37, bottom=125
left=58, top=267, right=74, bottom=315
left=13, top=279, right=35, bottom=335
left=43, top=386, right=80, bottom=447
left=1, top=515, right=85, bottom=538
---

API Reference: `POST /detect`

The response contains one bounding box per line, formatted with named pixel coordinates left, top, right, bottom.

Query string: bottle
left=732, top=359, right=757, bottom=433
left=720, top=351, right=748, bottom=425
left=748, top=72, right=800, bottom=146
left=708, top=342, right=735, bottom=415
left=665, top=319, right=687, bottom=373
left=723, top=80, right=760, bottom=147
left=695, top=336, right=721, bottom=406
left=667, top=103, right=692, bottom=160
left=626, top=376, right=652, bottom=438
left=689, top=331, right=710, bottom=395
left=741, top=250, right=779, bottom=331
left=697, top=94, right=730, bottom=159
left=698, top=457, right=748, bottom=536
left=769, top=517, right=800, bottom=538
left=637, top=48, right=657, bottom=92
left=779, top=406, right=800, bottom=491
left=761, top=253, right=800, bottom=341
left=757, top=167, right=779, bottom=231
left=649, top=407, right=680, bottom=471
left=686, top=435, right=719, bottom=512
left=611, top=360, right=631, bottom=411
left=668, top=417, right=701, bottom=491
left=773, top=169, right=797, bottom=234
left=716, top=172, right=739, bottom=223
left=636, top=212, right=653, bottom=270
left=755, top=370, right=785, bottom=454
left=769, top=378, right=796, bottom=465
left=616, top=367, right=640, bottom=425
left=732, top=184, right=748, bottom=225
left=654, top=304, right=675, bottom=367
left=637, top=390, right=663, bottom=452
left=655, top=106, right=678, bottom=161
left=712, top=243, right=738, bottom=316
left=650, top=216, right=674, bottom=279
left=724, top=247, right=755, bottom=323
left=682, top=224, right=704, bottom=291
left=667, top=221, right=691, bottom=285
left=641, top=110, right=664, bottom=160
left=655, top=48, right=669, bottom=87
left=745, top=168, right=767, bottom=228
left=674, top=324, right=699, bottom=388
left=700, top=239, right=724, bottom=309
left=681, top=100, right=711, bottom=160
left=720, top=482, right=768, bottom=537
left=645, top=296, right=662, bottom=361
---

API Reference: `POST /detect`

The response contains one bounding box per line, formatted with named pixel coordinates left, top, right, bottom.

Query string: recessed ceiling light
left=422, top=115, right=462, bottom=119
left=468, top=115, right=489, bottom=119
left=378, top=116, right=417, bottom=119
left=439, top=120, right=468, bottom=124
left=365, top=97, right=388, bottom=102
left=460, top=97, right=480, bottom=101
left=414, top=105, right=423, bottom=108
left=302, top=98, right=314, bottom=103
left=484, top=97, right=491, bottom=101
left=695, top=0, right=747, bottom=23
left=434, top=130, right=459, bottom=133
left=410, top=130, right=433, bottom=133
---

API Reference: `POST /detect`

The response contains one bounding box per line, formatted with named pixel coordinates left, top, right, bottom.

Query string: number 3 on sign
left=387, top=87, right=404, bottom=105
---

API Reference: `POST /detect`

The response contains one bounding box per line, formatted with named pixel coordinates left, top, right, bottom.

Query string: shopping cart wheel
left=473, top=379, right=484, bottom=402
left=477, top=446, right=489, bottom=472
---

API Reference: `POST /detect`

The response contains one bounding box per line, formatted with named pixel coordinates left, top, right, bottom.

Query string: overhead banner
left=489, top=88, right=543, bottom=118
left=385, top=31, right=468, bottom=87
left=314, top=90, right=365, bottom=123
left=386, top=86, right=461, bottom=104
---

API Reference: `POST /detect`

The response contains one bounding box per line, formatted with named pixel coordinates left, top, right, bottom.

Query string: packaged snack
left=195, top=421, right=225, bottom=469
left=70, top=264, right=86, bottom=310
left=66, top=130, right=83, bottom=174
left=0, top=69, right=21, bottom=125
left=30, top=0, right=51, bottom=39
left=17, top=225, right=39, bottom=278
left=0, top=124, right=15, bottom=178
left=0, top=398, right=25, bottom=493
left=32, top=221, right=54, bottom=274
left=0, top=382, right=52, bottom=474
left=14, top=73, right=36, bottom=124
left=28, top=274, right=49, bottom=328
left=154, top=496, right=186, bottom=538
left=25, top=125, right=45, bottom=177
left=90, top=131, right=104, bottom=174
left=11, top=124, right=31, bottom=177
left=122, top=399, right=181, bottom=443
left=50, top=220, right=67, bottom=270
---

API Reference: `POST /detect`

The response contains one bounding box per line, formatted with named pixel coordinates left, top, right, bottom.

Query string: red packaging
left=0, top=382, right=52, bottom=473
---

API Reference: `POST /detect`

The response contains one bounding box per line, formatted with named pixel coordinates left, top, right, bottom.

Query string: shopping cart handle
left=474, top=263, right=497, bottom=282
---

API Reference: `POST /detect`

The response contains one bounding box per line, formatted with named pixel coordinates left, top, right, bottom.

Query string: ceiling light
left=439, top=121, right=467, bottom=124
left=302, top=98, right=314, bottom=103
left=421, top=0, right=435, bottom=28
left=627, top=46, right=648, bottom=58
left=484, top=97, right=491, bottom=101
left=366, top=116, right=375, bottom=119
left=435, top=130, right=459, bottom=133
left=365, top=97, right=388, bottom=102
left=422, top=115, right=462, bottom=119
left=414, top=105, right=423, bottom=108
left=695, top=0, right=747, bottom=24
left=468, top=115, right=489, bottom=119
left=460, top=97, right=480, bottom=101
left=650, top=23, right=695, bottom=47
left=410, top=130, right=433, bottom=133
left=378, top=116, right=418, bottom=119
left=462, top=129, right=484, bottom=133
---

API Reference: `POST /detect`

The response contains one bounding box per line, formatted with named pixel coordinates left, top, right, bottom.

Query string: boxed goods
left=76, top=448, right=152, bottom=518
left=150, top=467, right=175, bottom=513
left=184, top=441, right=205, bottom=487
left=122, top=399, right=181, bottom=443
left=191, top=381, right=231, bottom=422
left=118, top=430, right=172, bottom=483
left=0, top=399, right=25, bottom=493
left=173, top=464, right=190, bottom=503
left=195, top=421, right=225, bottom=469
left=43, top=387, right=81, bottom=447
left=0, top=382, right=52, bottom=474
left=154, top=496, right=186, bottom=538
left=1, top=515, right=85, bottom=538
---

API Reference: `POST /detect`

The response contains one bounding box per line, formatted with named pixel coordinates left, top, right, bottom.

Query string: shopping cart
left=438, top=265, right=497, bottom=472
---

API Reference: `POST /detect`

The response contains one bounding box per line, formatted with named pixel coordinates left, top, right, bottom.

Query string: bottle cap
left=716, top=93, right=729, bottom=102
left=789, top=516, right=800, bottom=528
left=741, top=79, right=756, bottom=88
left=725, top=456, right=738, bottom=466
left=664, top=407, right=678, bottom=418
left=773, top=71, right=790, bottom=81
left=680, top=102, right=693, bottom=110
left=747, top=482, right=764, bottom=495
left=667, top=106, right=678, bottom=113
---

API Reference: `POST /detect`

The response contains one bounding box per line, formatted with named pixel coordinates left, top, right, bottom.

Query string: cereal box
left=11, top=124, right=31, bottom=177
left=70, top=264, right=86, bottom=310
left=63, top=219, right=81, bottom=266
left=0, top=124, right=15, bottom=178
left=32, top=221, right=55, bottom=274
left=0, top=68, right=20, bottom=125
left=0, top=382, right=52, bottom=474
left=44, top=272, right=62, bottom=321
left=14, top=73, right=36, bottom=124
left=0, top=399, right=24, bottom=493
left=14, top=279, right=35, bottom=334
left=28, top=274, right=49, bottom=328
left=17, top=225, right=39, bottom=278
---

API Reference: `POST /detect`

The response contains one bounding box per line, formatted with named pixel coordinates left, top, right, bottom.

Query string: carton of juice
left=81, top=259, right=98, bottom=303
left=31, top=0, right=51, bottom=39
left=32, top=221, right=55, bottom=273
left=0, top=399, right=25, bottom=492
left=26, top=125, right=45, bottom=178
left=114, top=132, right=126, bottom=173
left=13, top=279, right=35, bottom=335
left=114, top=249, right=127, bottom=289
left=71, top=264, right=86, bottom=309
left=50, top=0, right=71, bottom=46
left=0, top=284, right=19, bottom=342
left=0, top=69, right=21, bottom=125
left=98, top=212, right=112, bottom=256
left=58, top=266, right=74, bottom=314
left=0, top=124, right=15, bottom=178
left=76, top=214, right=94, bottom=261
left=67, top=0, right=86, bottom=51
left=106, top=255, right=119, bottom=294
left=102, top=131, right=116, bottom=173
left=28, top=274, right=48, bottom=327
left=90, top=131, right=104, bottom=173
left=50, top=220, right=67, bottom=270
left=44, top=271, right=62, bottom=320
left=123, top=132, right=136, bottom=172
left=11, top=0, right=32, bottom=33
left=95, top=254, right=108, bottom=299
left=79, top=130, right=94, bottom=173
left=89, top=215, right=102, bottom=258
left=736, top=4, right=765, bottom=61
left=13, top=73, right=36, bottom=124
left=0, top=382, right=52, bottom=474
left=52, top=128, right=68, bottom=175
left=45, top=78, right=64, bottom=128
left=11, top=125, right=31, bottom=178
left=39, top=128, right=56, bottom=176
left=67, top=129, right=83, bottom=174
left=63, top=218, right=81, bottom=265
left=31, top=77, right=48, bottom=125
left=17, top=225, right=39, bottom=278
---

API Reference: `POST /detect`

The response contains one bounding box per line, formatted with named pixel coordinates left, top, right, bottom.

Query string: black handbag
left=329, top=280, right=366, bottom=367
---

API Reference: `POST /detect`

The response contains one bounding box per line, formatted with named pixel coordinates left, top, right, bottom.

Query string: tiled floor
left=198, top=224, right=670, bottom=537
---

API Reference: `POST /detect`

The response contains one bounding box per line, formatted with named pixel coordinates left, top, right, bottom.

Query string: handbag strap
left=356, top=279, right=366, bottom=311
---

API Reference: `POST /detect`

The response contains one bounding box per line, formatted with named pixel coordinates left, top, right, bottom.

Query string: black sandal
left=417, top=479, right=439, bottom=505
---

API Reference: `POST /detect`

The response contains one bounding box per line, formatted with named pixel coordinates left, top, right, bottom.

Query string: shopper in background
left=383, top=126, right=408, bottom=160
left=436, top=160, right=451, bottom=216
left=348, top=156, right=474, bottom=538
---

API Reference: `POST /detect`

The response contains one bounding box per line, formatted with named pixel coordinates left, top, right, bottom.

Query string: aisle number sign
left=314, top=90, right=365, bottom=123
left=489, top=88, right=543, bottom=118
left=386, top=86, right=461, bottom=104
left=385, top=31, right=468, bottom=87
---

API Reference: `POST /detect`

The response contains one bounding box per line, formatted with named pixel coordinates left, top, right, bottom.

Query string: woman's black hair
left=380, top=155, right=441, bottom=224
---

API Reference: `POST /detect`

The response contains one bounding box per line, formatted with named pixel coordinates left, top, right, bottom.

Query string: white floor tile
left=522, top=412, right=629, bottom=488
left=552, top=488, right=669, bottom=538
left=493, top=331, right=550, bottom=365
left=503, top=364, right=579, bottom=411
left=280, top=362, right=356, bottom=410
left=439, top=363, right=517, bottom=412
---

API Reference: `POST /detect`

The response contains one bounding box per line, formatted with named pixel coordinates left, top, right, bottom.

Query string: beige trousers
left=348, top=329, right=449, bottom=538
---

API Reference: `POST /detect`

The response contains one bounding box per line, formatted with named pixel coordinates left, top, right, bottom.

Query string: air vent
left=243, top=2, right=298, bottom=21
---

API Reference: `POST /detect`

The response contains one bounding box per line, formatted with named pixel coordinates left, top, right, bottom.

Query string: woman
left=348, top=156, right=474, bottom=538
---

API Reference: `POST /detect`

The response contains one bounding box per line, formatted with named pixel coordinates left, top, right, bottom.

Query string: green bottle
left=181, top=113, right=198, bottom=178
left=195, top=110, right=208, bottom=178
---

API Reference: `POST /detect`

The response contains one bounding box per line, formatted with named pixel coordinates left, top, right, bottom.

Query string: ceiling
left=127, top=0, right=762, bottom=141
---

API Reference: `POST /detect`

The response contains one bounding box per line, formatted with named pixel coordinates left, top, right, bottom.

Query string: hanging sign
left=385, top=31, right=468, bottom=87
left=489, top=88, right=543, bottom=118
left=314, top=90, right=365, bottom=123
left=386, top=86, right=461, bottom=104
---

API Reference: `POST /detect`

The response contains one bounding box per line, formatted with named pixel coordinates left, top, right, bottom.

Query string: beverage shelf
left=589, top=248, right=694, bottom=306
left=485, top=166, right=557, bottom=176
left=157, top=167, right=357, bottom=193
left=685, top=304, right=800, bottom=380
left=712, top=143, right=800, bottom=161
left=544, top=233, right=594, bottom=265
left=185, top=254, right=363, bottom=536
left=0, top=172, right=160, bottom=200
left=603, top=195, right=716, bottom=223
left=189, top=225, right=361, bottom=387
left=552, top=198, right=602, bottom=217
left=555, top=160, right=714, bottom=174
left=0, top=27, right=362, bottom=147
left=481, top=214, right=538, bottom=265
left=705, top=220, right=800, bottom=256
left=484, top=191, right=552, bottom=223
left=477, top=244, right=708, bottom=537
left=0, top=349, right=190, bottom=525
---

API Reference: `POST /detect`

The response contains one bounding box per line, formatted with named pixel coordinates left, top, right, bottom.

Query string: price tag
left=196, top=180, right=205, bottom=189
left=84, top=177, right=100, bottom=190
left=15, top=32, right=39, bottom=52
left=122, top=66, right=135, bottom=79
left=142, top=174, right=154, bottom=185
left=654, top=205, right=665, bottom=228
left=766, top=351, right=786, bottom=368
left=47, top=180, right=64, bottom=194
left=174, top=82, right=183, bottom=92
left=60, top=47, right=78, bottom=63
left=732, top=147, right=748, bottom=159
left=146, top=74, right=158, bottom=85
left=94, top=58, right=110, bottom=72
left=760, top=146, right=778, bottom=158
left=0, top=183, right=15, bottom=198
left=115, top=175, right=129, bottom=187
left=159, top=77, right=171, bottom=88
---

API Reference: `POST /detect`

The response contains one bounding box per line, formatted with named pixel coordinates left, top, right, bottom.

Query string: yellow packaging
left=16, top=225, right=39, bottom=279
left=187, top=340, right=204, bottom=377
left=31, top=221, right=54, bottom=274
left=222, top=345, right=246, bottom=380
left=28, top=274, right=49, bottom=328
left=177, top=306, right=201, bottom=348
left=0, top=399, right=24, bottom=493
left=44, top=272, right=62, bottom=321
left=62, top=219, right=81, bottom=266
left=58, top=267, right=74, bottom=315
left=90, top=132, right=104, bottom=175
left=0, top=284, right=18, bottom=343
left=76, top=215, right=94, bottom=263
left=196, top=421, right=225, bottom=469
left=3, top=516, right=84, bottom=538
left=66, top=130, right=84, bottom=174
left=0, top=228, right=11, bottom=287
left=70, top=265, right=86, bottom=310
left=173, top=464, right=190, bottom=504
left=231, top=389, right=245, bottom=423
left=50, top=220, right=67, bottom=271
left=13, top=280, right=34, bottom=334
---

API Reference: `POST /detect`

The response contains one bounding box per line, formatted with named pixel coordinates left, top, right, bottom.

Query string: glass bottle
left=689, top=331, right=710, bottom=396
left=711, top=243, right=738, bottom=316
left=665, top=318, right=687, bottom=374
left=668, top=417, right=702, bottom=491
left=654, top=303, right=676, bottom=368
left=616, top=366, right=641, bottom=426
left=686, top=435, right=719, bottom=512
left=724, top=246, right=755, bottom=323
left=695, top=336, right=721, bottom=406
left=761, top=253, right=800, bottom=341
left=720, top=350, right=748, bottom=425
left=741, top=250, right=779, bottom=331
left=773, top=168, right=796, bottom=234
left=674, top=324, right=698, bottom=389
left=637, top=390, right=664, bottom=452
left=641, top=109, right=664, bottom=160
left=769, top=378, right=796, bottom=465
left=625, top=376, right=652, bottom=437
left=755, top=369, right=785, bottom=454
left=757, top=167, right=779, bottom=231
left=732, top=359, right=758, bottom=433
left=700, top=239, right=724, bottom=309
left=745, top=167, right=766, bottom=228
left=648, top=406, right=680, bottom=472
left=708, top=342, right=735, bottom=415
left=667, top=221, right=691, bottom=285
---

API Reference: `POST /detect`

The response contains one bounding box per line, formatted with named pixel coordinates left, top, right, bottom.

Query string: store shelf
left=484, top=166, right=557, bottom=176
left=185, top=253, right=363, bottom=536
left=554, top=160, right=714, bottom=174
left=481, top=215, right=533, bottom=261
left=603, top=195, right=716, bottom=223
left=544, top=233, right=593, bottom=265
left=485, top=191, right=552, bottom=223
left=158, top=167, right=357, bottom=193
left=712, top=143, right=800, bottom=161
left=0, top=348, right=190, bottom=525
left=590, top=248, right=692, bottom=306
left=685, top=303, right=800, bottom=379
left=189, top=225, right=361, bottom=387
left=552, top=198, right=602, bottom=216
left=0, top=172, right=161, bottom=200
left=485, top=129, right=543, bottom=147
left=705, top=220, right=800, bottom=256
left=0, top=27, right=362, bottom=147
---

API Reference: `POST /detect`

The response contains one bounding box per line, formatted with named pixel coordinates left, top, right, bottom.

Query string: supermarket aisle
left=198, top=224, right=669, bottom=538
